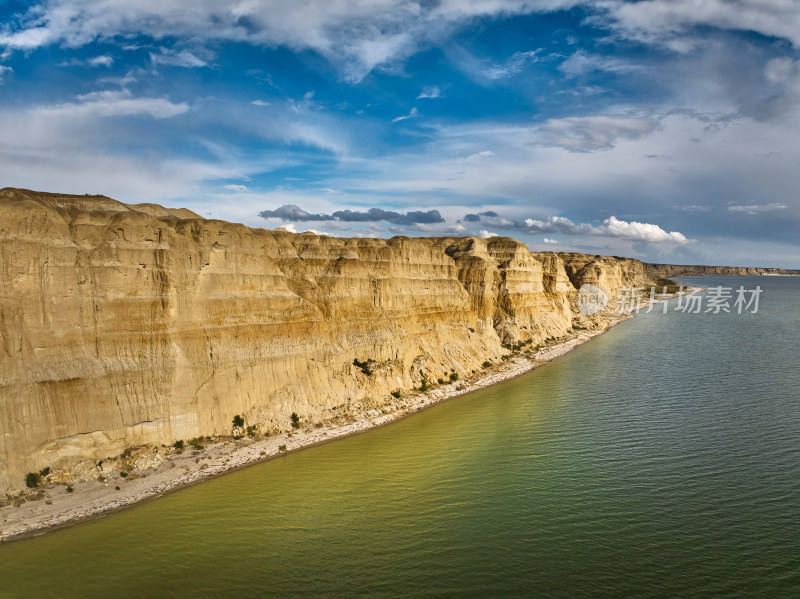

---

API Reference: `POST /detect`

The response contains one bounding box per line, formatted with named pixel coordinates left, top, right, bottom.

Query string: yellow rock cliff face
left=0, top=189, right=654, bottom=490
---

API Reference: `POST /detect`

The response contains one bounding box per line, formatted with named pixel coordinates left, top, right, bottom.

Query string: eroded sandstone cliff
left=0, top=188, right=656, bottom=490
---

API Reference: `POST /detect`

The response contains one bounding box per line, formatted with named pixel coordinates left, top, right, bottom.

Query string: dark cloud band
left=259, top=204, right=445, bottom=225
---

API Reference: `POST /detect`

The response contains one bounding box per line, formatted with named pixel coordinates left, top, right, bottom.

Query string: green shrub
left=189, top=437, right=205, bottom=450
left=119, top=471, right=128, bottom=478
left=25, top=472, right=41, bottom=488
left=419, top=379, right=429, bottom=392
left=232, top=415, right=245, bottom=428
left=173, top=440, right=185, bottom=451
left=246, top=425, right=258, bottom=438
left=39, top=466, right=51, bottom=477
left=66, top=486, right=74, bottom=493
left=437, top=378, right=445, bottom=385
left=390, top=390, right=401, bottom=399
left=353, top=358, right=372, bottom=376
left=279, top=444, right=287, bottom=451
left=291, top=412, right=300, bottom=429
left=449, top=372, right=459, bottom=382
left=482, top=361, right=492, bottom=369
left=115, top=486, right=120, bottom=491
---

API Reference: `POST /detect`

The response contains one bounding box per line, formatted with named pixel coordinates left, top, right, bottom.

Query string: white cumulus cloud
left=598, top=216, right=688, bottom=243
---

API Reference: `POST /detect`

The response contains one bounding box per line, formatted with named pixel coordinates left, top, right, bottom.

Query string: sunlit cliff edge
left=0, top=188, right=659, bottom=491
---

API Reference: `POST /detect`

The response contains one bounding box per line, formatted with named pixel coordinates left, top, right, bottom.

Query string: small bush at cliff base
left=449, top=372, right=459, bottom=382
left=390, top=390, right=401, bottom=398
left=25, top=472, right=41, bottom=488
left=119, top=471, right=128, bottom=478
left=173, top=440, right=185, bottom=452
left=279, top=444, right=287, bottom=451
left=39, top=466, right=51, bottom=477
left=232, top=415, right=245, bottom=428
left=291, top=412, right=300, bottom=428
left=482, top=361, right=492, bottom=369
left=66, top=486, right=74, bottom=493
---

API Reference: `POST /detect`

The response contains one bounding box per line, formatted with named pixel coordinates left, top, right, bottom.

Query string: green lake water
left=1, top=276, right=798, bottom=598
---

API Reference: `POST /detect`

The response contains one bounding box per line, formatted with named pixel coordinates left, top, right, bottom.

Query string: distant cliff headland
left=645, top=263, right=800, bottom=278
left=0, top=187, right=785, bottom=495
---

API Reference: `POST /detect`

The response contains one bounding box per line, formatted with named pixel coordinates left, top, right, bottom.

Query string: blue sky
left=1, top=1, right=799, bottom=267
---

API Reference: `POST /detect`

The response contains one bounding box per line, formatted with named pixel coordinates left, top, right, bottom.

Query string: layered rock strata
left=0, top=188, right=656, bottom=490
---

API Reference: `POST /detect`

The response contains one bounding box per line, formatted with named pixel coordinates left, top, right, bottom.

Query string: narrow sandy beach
left=0, top=307, right=660, bottom=543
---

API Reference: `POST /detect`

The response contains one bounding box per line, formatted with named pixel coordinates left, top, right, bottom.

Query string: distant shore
left=1, top=296, right=692, bottom=543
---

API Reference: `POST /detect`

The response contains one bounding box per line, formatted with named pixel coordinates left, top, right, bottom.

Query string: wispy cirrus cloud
left=0, top=0, right=579, bottom=82
left=149, top=48, right=209, bottom=68
left=391, top=106, right=418, bottom=122
left=727, top=203, right=788, bottom=214
left=483, top=49, right=542, bottom=80
left=558, top=50, right=644, bottom=77
left=2, top=0, right=800, bottom=83
left=417, top=85, right=442, bottom=99
left=37, top=89, right=189, bottom=119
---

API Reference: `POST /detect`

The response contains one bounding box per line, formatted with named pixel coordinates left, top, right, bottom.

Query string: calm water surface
left=1, top=276, right=798, bottom=598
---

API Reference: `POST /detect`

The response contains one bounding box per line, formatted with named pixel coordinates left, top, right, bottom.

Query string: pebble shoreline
left=1, top=314, right=641, bottom=543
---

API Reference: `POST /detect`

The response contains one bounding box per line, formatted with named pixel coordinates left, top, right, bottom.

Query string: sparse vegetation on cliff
left=353, top=358, right=373, bottom=376
left=653, top=278, right=683, bottom=294
left=291, top=412, right=300, bottom=429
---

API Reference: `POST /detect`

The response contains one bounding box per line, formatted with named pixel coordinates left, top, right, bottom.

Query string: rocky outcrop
left=0, top=188, right=655, bottom=491
left=645, top=262, right=800, bottom=278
